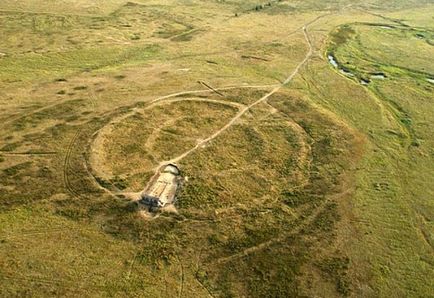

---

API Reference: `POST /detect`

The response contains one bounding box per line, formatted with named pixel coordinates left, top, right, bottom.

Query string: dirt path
left=91, top=14, right=326, bottom=198
left=213, top=201, right=326, bottom=265
left=142, top=97, right=245, bottom=153
left=89, top=88, right=262, bottom=184
left=115, top=97, right=246, bottom=181
left=148, top=83, right=278, bottom=105
left=213, top=186, right=353, bottom=266
left=153, top=26, right=314, bottom=170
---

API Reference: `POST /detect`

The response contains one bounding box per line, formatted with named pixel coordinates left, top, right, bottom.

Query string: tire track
left=212, top=187, right=352, bottom=266
left=0, top=273, right=105, bottom=292
left=176, top=255, right=185, bottom=298
left=63, top=129, right=85, bottom=199
left=0, top=151, right=58, bottom=156
left=1, top=98, right=80, bottom=129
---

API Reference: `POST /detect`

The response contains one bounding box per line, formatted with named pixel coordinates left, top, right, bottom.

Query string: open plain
left=0, top=0, right=433, bottom=297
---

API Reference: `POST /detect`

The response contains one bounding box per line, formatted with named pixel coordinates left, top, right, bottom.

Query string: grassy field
left=321, top=16, right=434, bottom=295
left=1, top=0, right=433, bottom=297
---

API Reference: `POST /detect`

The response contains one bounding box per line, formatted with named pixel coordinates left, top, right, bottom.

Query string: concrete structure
left=141, top=164, right=180, bottom=208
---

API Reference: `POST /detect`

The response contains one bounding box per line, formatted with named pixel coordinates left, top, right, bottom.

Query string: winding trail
left=89, top=15, right=323, bottom=199
left=153, top=26, right=314, bottom=170
left=213, top=186, right=353, bottom=266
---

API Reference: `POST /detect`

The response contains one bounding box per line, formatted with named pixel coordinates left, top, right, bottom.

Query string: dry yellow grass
left=1, top=0, right=433, bottom=297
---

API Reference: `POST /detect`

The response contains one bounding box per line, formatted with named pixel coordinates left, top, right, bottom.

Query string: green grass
left=0, top=44, right=161, bottom=83
left=303, top=15, right=434, bottom=295
left=1, top=0, right=434, bottom=297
